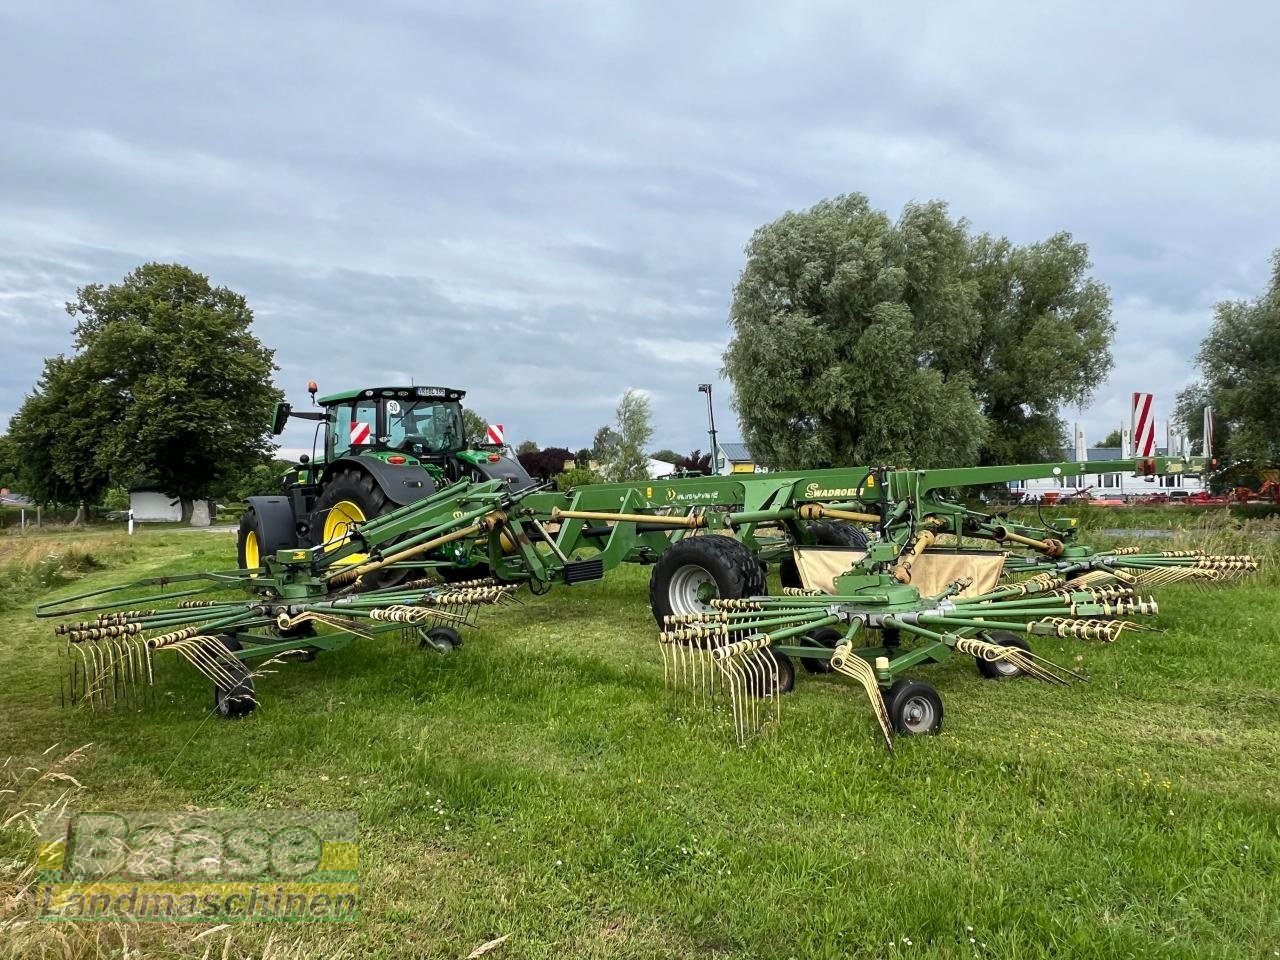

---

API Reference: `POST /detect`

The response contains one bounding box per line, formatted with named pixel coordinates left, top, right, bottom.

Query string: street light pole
left=698, top=383, right=719, bottom=475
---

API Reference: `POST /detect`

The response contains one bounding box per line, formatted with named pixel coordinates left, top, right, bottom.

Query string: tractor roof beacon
left=236, top=384, right=534, bottom=587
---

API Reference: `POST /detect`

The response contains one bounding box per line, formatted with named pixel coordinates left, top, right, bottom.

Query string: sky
left=1, top=1, right=1277, bottom=461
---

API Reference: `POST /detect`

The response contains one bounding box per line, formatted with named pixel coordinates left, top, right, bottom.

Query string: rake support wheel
left=884, top=678, right=943, bottom=736
left=420, top=626, right=462, bottom=652
left=744, top=649, right=796, bottom=697
left=800, top=626, right=842, bottom=674
left=210, top=636, right=256, bottom=719
left=977, top=631, right=1030, bottom=680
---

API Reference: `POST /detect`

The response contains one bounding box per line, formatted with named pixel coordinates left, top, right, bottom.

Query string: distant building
left=716, top=442, right=766, bottom=476
left=1009, top=447, right=1206, bottom=499
left=646, top=457, right=678, bottom=479
left=129, top=486, right=216, bottom=524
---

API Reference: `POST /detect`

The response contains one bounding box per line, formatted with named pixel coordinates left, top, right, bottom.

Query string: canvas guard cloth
left=793, top=548, right=1005, bottom=598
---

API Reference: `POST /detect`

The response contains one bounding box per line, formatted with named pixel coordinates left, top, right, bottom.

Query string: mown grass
left=0, top=521, right=1278, bottom=959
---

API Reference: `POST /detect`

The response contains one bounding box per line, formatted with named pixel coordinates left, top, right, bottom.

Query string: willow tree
left=724, top=194, right=1114, bottom=469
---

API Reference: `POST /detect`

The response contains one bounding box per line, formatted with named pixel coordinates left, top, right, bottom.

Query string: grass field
left=1, top=514, right=1278, bottom=959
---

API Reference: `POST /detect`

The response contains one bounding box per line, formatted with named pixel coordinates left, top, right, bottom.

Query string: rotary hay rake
left=53, top=576, right=519, bottom=716
left=37, top=450, right=1259, bottom=746
left=659, top=572, right=1152, bottom=752
left=1002, top=546, right=1259, bottom=588
left=640, top=458, right=1258, bottom=750
left=41, top=473, right=536, bottom=716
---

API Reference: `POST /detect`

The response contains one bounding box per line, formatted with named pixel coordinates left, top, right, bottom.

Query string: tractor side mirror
left=271, top=402, right=292, bottom=436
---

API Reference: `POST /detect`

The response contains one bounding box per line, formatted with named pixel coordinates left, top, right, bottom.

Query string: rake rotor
left=659, top=569, right=1147, bottom=751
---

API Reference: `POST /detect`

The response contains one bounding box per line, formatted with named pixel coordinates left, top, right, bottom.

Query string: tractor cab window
left=385, top=399, right=463, bottom=455
left=327, top=399, right=379, bottom=459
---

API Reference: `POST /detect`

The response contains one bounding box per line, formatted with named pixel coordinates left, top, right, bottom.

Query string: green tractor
left=237, top=383, right=534, bottom=585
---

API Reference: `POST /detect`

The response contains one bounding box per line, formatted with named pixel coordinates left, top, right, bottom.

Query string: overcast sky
left=2, top=1, right=1277, bottom=460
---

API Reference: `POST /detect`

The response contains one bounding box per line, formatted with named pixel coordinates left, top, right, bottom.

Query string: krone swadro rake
left=650, top=457, right=1258, bottom=751
left=41, top=477, right=533, bottom=716
left=660, top=564, right=1153, bottom=751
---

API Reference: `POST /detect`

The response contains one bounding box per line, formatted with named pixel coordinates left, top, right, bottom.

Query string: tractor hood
left=458, top=448, right=536, bottom=491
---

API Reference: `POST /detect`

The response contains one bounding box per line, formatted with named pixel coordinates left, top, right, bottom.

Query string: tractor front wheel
left=648, top=536, right=767, bottom=624
left=237, top=497, right=297, bottom=578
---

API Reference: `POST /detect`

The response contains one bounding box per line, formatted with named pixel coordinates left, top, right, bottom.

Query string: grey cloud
left=2, top=1, right=1278, bottom=456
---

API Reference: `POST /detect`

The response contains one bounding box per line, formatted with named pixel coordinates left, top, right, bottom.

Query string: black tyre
left=884, top=678, right=943, bottom=736
left=648, top=536, right=767, bottom=624
left=976, top=631, right=1030, bottom=680
left=799, top=626, right=843, bottom=674
left=744, top=649, right=795, bottom=697
left=209, top=636, right=256, bottom=718
left=237, top=497, right=298, bottom=573
left=779, top=521, right=870, bottom=590
left=312, top=468, right=409, bottom=589
left=438, top=563, right=491, bottom=584
left=420, top=626, right=462, bottom=652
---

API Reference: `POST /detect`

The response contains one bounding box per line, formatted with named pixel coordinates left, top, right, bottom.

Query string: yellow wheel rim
left=323, top=499, right=369, bottom=565
left=244, top=529, right=260, bottom=570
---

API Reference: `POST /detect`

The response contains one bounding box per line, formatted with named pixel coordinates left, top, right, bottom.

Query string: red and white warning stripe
left=350, top=420, right=372, bottom=446
left=1131, top=392, right=1155, bottom=457
left=486, top=423, right=504, bottom=445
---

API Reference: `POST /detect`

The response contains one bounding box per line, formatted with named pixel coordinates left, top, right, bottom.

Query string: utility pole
left=698, top=383, right=720, bottom=475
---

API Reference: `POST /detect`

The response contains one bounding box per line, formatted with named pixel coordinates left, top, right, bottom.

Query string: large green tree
left=9, top=263, right=281, bottom=519
left=1176, top=251, right=1280, bottom=462
left=7, top=356, right=114, bottom=513
left=0, top=434, right=17, bottom=490
left=724, top=194, right=1114, bottom=469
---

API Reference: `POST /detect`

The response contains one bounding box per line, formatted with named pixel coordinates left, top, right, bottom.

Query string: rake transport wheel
left=976, top=631, right=1031, bottom=680
left=884, top=679, right=943, bottom=736
left=799, top=626, right=843, bottom=674
left=312, top=468, right=414, bottom=590
left=210, top=636, right=256, bottom=719
left=779, top=521, right=869, bottom=590
left=648, top=535, right=767, bottom=623
left=745, top=650, right=796, bottom=697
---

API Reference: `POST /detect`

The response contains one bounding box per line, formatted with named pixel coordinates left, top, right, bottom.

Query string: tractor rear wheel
left=312, top=469, right=412, bottom=590
left=779, top=521, right=869, bottom=590
left=648, top=535, right=766, bottom=624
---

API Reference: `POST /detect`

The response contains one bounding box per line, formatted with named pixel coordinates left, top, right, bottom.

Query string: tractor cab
left=316, top=386, right=470, bottom=481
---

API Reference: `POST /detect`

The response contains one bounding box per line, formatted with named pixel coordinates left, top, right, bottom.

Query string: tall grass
left=0, top=536, right=136, bottom=612
left=0, top=745, right=348, bottom=960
